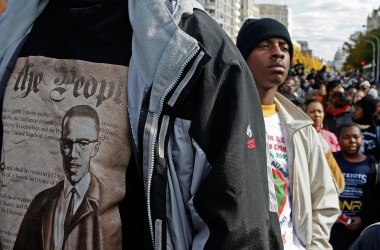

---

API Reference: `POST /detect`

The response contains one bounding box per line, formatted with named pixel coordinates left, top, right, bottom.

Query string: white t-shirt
left=263, top=105, right=304, bottom=250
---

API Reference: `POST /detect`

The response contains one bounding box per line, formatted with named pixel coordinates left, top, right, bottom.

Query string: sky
left=256, top=0, right=379, bottom=62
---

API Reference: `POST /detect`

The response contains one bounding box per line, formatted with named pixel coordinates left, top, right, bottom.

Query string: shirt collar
left=64, top=173, right=91, bottom=198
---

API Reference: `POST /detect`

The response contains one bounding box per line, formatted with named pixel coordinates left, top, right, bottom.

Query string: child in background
left=330, top=123, right=380, bottom=250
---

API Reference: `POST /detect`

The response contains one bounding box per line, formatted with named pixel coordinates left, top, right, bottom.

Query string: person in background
left=346, top=86, right=358, bottom=103
left=290, top=98, right=306, bottom=111
left=358, top=80, right=371, bottom=95
left=301, top=79, right=313, bottom=97
left=305, top=98, right=340, bottom=152
left=367, top=88, right=378, bottom=99
left=323, top=80, right=345, bottom=108
left=326, top=80, right=345, bottom=97
left=294, top=59, right=305, bottom=77
left=375, top=99, right=380, bottom=121
left=324, top=91, right=353, bottom=136
left=306, top=81, right=327, bottom=103
left=370, top=80, right=378, bottom=89
left=306, top=68, right=317, bottom=81
left=237, top=17, right=339, bottom=249
left=316, top=65, right=328, bottom=85
left=351, top=96, right=380, bottom=162
left=305, top=99, right=344, bottom=193
left=330, top=123, right=380, bottom=250
left=278, top=77, right=298, bottom=100
left=304, top=98, right=344, bottom=193
left=350, top=222, right=380, bottom=250
left=355, top=76, right=365, bottom=89
left=353, top=89, right=366, bottom=104
left=369, top=80, right=379, bottom=98
left=292, top=75, right=306, bottom=99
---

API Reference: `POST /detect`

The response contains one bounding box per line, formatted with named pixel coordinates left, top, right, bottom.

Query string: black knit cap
left=236, top=18, right=293, bottom=60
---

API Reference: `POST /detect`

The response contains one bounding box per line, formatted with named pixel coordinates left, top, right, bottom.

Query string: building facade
left=367, top=7, right=380, bottom=32
left=332, top=47, right=346, bottom=71
left=297, top=40, right=312, bottom=57
left=199, top=0, right=241, bottom=41
left=257, top=4, right=293, bottom=37
left=240, top=0, right=260, bottom=23
left=199, top=1, right=293, bottom=43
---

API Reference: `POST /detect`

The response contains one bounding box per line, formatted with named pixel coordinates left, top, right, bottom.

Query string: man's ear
left=91, top=142, right=101, bottom=158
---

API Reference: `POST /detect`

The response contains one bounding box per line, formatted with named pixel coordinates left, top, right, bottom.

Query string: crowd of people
left=278, top=58, right=380, bottom=249
left=0, top=1, right=379, bottom=249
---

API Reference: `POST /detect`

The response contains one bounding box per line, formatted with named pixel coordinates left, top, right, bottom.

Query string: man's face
left=281, top=79, right=296, bottom=94
left=61, top=116, right=99, bottom=185
left=246, top=38, right=291, bottom=92
left=338, top=126, right=362, bottom=156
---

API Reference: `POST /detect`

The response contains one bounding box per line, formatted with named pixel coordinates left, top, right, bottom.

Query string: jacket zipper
left=146, top=46, right=200, bottom=247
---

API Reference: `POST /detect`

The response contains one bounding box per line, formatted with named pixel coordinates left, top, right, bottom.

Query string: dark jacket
left=349, top=222, right=380, bottom=250
left=127, top=0, right=282, bottom=249
left=324, top=105, right=353, bottom=136
left=361, top=156, right=380, bottom=228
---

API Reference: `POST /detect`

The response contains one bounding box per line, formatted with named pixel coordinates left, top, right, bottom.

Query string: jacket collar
left=129, top=0, right=203, bottom=113
left=274, top=92, right=313, bottom=132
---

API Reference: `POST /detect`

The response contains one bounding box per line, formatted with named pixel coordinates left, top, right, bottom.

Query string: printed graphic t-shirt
left=333, top=152, right=372, bottom=217
left=262, top=105, right=304, bottom=249
left=0, top=1, right=132, bottom=249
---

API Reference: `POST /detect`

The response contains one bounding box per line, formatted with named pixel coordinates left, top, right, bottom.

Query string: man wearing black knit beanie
left=237, top=18, right=340, bottom=249
left=237, top=18, right=294, bottom=61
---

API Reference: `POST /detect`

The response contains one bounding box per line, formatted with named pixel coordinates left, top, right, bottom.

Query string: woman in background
left=352, top=96, right=380, bottom=163
left=305, top=98, right=345, bottom=193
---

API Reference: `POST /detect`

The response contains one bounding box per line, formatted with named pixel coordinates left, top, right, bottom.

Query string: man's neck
left=258, top=88, right=276, bottom=105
